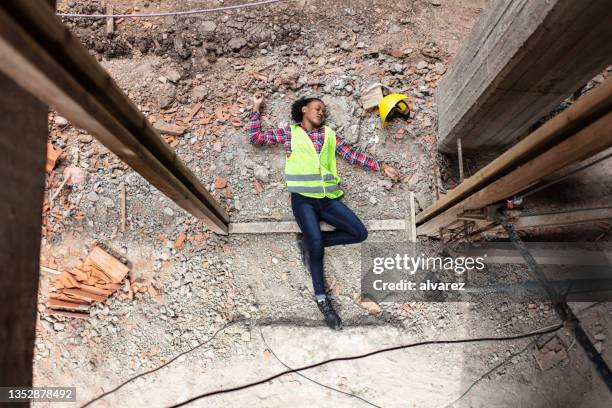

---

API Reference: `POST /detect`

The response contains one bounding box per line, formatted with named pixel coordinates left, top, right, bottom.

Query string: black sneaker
left=296, top=237, right=311, bottom=273
left=316, top=297, right=343, bottom=330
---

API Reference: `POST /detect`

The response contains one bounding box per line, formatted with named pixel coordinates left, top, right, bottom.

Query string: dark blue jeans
left=290, top=192, right=368, bottom=295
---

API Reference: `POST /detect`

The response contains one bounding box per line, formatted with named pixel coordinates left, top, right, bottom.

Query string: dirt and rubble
left=32, top=0, right=612, bottom=407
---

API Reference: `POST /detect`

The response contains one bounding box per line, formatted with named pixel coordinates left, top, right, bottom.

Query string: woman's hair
left=291, top=97, right=323, bottom=123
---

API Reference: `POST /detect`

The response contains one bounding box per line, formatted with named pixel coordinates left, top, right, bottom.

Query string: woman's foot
left=315, top=296, right=343, bottom=330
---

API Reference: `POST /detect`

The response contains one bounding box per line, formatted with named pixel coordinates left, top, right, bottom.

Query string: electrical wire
left=443, top=323, right=562, bottom=408
left=56, top=0, right=284, bottom=18
left=445, top=302, right=609, bottom=407
left=79, top=319, right=244, bottom=408
left=258, top=328, right=383, bottom=408
left=168, top=323, right=563, bottom=407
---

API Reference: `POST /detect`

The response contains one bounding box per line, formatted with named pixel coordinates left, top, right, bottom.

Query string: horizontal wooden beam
left=229, top=219, right=406, bottom=234
left=437, top=0, right=612, bottom=152
left=0, top=1, right=229, bottom=234
left=418, top=77, right=612, bottom=226
left=418, top=110, right=612, bottom=236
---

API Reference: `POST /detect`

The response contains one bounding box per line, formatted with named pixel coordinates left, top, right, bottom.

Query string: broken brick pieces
left=534, top=336, right=568, bottom=370
left=153, top=120, right=186, bottom=136
left=45, top=246, right=130, bottom=318
left=46, top=143, right=63, bottom=173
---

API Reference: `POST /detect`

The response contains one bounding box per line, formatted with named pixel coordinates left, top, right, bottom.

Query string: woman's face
left=302, top=100, right=326, bottom=127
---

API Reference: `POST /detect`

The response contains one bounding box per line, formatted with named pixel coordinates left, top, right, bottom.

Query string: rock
left=334, top=78, right=346, bottom=90
left=254, top=165, right=269, bottom=182
left=593, top=74, right=605, bottom=84
left=87, top=191, right=99, bottom=202
left=200, top=21, right=217, bottom=32
left=154, top=121, right=186, bottom=136
left=228, top=37, right=247, bottom=51
left=166, top=69, right=181, bottom=83
left=101, top=197, right=115, bottom=208
left=431, top=0, right=441, bottom=5
left=158, top=85, right=176, bottom=109
left=192, top=85, right=207, bottom=101
left=390, top=63, right=405, bottom=74
left=361, top=301, right=382, bottom=314
left=369, top=196, right=377, bottom=204
left=163, top=207, right=174, bottom=217
left=434, top=62, right=447, bottom=75
left=379, top=179, right=393, bottom=190
left=594, top=333, right=606, bottom=341
left=78, top=134, right=93, bottom=143
left=241, top=331, right=251, bottom=342
left=340, top=41, right=352, bottom=51
left=214, top=177, right=227, bottom=189
left=55, top=116, right=68, bottom=126
left=416, top=61, right=428, bottom=70
left=53, top=322, right=65, bottom=331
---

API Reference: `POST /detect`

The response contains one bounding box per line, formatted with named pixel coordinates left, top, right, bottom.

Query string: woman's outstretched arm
left=248, top=92, right=288, bottom=146
left=335, top=135, right=402, bottom=180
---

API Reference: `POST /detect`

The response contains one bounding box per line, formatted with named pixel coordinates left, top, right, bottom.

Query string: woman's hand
left=381, top=163, right=401, bottom=181
left=252, top=92, right=264, bottom=112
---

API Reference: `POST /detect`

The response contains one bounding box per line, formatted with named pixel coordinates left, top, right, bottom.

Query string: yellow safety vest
left=284, top=124, right=344, bottom=199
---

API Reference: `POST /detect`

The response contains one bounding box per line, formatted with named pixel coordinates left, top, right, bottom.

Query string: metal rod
left=497, top=210, right=612, bottom=391
left=457, top=138, right=464, bottom=183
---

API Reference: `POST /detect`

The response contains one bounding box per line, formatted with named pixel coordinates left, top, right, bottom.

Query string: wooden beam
left=229, top=219, right=406, bottom=234
left=418, top=77, right=612, bottom=226
left=418, top=110, right=612, bottom=236
left=0, top=1, right=229, bottom=234
left=437, top=0, right=612, bottom=152
left=0, top=71, right=46, bottom=390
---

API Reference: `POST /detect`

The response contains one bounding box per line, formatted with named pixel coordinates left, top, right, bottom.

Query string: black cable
left=80, top=319, right=244, bottom=408
left=258, top=328, right=383, bottom=408
left=445, top=303, right=604, bottom=407
left=443, top=323, right=562, bottom=408
left=168, top=324, right=563, bottom=407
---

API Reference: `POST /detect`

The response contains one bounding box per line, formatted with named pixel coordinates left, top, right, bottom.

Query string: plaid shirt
left=248, top=111, right=381, bottom=171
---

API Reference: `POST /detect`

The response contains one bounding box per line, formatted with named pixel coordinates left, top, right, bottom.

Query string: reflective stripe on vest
left=285, top=173, right=336, bottom=182
left=287, top=184, right=341, bottom=194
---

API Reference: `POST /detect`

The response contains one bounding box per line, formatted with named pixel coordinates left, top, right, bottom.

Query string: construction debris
left=153, top=120, right=186, bottom=136
left=45, top=246, right=129, bottom=318
left=46, top=142, right=62, bottom=173
left=534, top=336, right=568, bottom=370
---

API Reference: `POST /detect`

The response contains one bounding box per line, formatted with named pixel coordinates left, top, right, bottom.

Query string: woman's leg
left=319, top=197, right=369, bottom=247
left=291, top=194, right=326, bottom=296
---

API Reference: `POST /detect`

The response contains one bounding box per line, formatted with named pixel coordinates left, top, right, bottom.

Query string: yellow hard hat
left=378, top=93, right=411, bottom=127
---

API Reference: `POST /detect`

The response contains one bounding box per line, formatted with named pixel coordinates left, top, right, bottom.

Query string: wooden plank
left=417, top=77, right=612, bottom=225
left=437, top=0, right=612, bottom=152
left=105, top=4, right=114, bottom=36
left=0, top=2, right=228, bottom=234
left=469, top=207, right=612, bottom=233
left=0, top=70, right=47, bottom=390
left=229, top=219, right=406, bottom=234
left=87, top=246, right=129, bottom=284
left=418, top=110, right=612, bottom=236
left=512, top=207, right=612, bottom=229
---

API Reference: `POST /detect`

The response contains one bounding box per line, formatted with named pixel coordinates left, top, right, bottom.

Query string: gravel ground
left=33, top=1, right=612, bottom=407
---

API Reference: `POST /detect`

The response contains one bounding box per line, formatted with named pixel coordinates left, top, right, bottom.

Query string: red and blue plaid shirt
left=248, top=111, right=381, bottom=171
